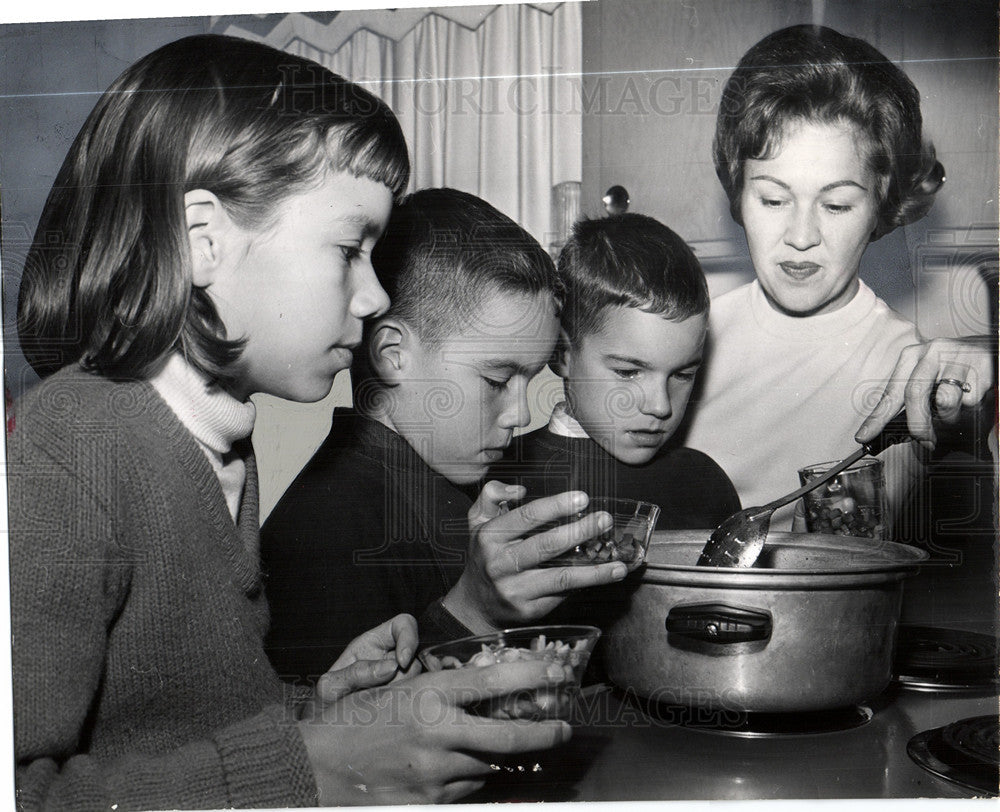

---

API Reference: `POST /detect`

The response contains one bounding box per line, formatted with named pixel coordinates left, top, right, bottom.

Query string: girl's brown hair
left=18, top=34, right=410, bottom=383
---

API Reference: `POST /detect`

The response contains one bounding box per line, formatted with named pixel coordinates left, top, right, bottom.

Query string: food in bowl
left=539, top=498, right=660, bottom=571
left=798, top=458, right=887, bottom=539
left=419, top=625, right=601, bottom=720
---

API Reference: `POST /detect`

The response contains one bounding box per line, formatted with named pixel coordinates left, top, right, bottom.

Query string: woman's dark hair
left=558, top=213, right=709, bottom=343
left=714, top=24, right=944, bottom=240
left=18, top=34, right=410, bottom=382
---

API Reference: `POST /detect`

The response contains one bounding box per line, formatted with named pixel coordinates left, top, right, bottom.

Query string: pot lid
left=638, top=530, right=927, bottom=590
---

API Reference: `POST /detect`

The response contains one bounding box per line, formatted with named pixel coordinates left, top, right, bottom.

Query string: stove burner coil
left=894, top=625, right=999, bottom=691
left=908, top=715, right=999, bottom=795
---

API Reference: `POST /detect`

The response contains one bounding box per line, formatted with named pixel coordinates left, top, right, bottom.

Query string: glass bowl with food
left=418, top=625, right=601, bottom=720
left=540, top=497, right=660, bottom=571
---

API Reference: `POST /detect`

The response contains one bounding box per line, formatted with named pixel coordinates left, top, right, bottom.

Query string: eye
left=672, top=368, right=699, bottom=383
left=760, top=197, right=787, bottom=209
left=340, top=245, right=362, bottom=263
left=483, top=377, right=510, bottom=392
left=612, top=368, right=641, bottom=381
left=823, top=203, right=854, bottom=214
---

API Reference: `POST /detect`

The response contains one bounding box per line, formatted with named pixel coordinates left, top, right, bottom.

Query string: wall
left=0, top=16, right=211, bottom=398
left=580, top=0, right=999, bottom=326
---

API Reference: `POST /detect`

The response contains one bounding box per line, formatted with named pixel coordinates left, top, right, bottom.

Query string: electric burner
left=894, top=625, right=999, bottom=692
left=637, top=698, right=874, bottom=738
left=908, top=715, right=1000, bottom=795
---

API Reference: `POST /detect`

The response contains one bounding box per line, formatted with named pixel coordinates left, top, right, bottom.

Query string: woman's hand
left=307, top=614, right=421, bottom=708
left=298, top=658, right=574, bottom=805
left=441, top=483, right=628, bottom=633
left=856, top=336, right=997, bottom=449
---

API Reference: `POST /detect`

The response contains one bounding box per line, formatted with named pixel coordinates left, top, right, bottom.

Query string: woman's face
left=739, top=119, right=879, bottom=316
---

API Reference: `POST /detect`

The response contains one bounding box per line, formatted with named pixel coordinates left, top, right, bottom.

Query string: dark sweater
left=8, top=366, right=316, bottom=811
left=493, top=427, right=741, bottom=530
left=262, top=410, right=475, bottom=682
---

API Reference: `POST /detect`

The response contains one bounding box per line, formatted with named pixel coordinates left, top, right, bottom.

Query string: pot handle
left=665, top=603, right=772, bottom=644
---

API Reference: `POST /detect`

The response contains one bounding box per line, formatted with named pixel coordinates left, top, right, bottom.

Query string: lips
left=779, top=261, right=821, bottom=281
left=625, top=429, right=668, bottom=448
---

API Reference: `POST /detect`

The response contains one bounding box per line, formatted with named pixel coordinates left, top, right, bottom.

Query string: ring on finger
left=937, top=377, right=972, bottom=393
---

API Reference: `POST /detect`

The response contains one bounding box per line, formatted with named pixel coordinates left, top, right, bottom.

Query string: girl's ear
left=550, top=328, right=572, bottom=379
left=368, top=317, right=409, bottom=383
left=184, top=189, right=236, bottom=288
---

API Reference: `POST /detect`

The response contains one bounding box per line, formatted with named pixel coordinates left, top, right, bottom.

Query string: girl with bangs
left=10, top=34, right=574, bottom=809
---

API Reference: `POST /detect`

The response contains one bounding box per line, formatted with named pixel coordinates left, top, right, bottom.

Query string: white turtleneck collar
left=150, top=354, right=256, bottom=521
left=547, top=401, right=590, bottom=439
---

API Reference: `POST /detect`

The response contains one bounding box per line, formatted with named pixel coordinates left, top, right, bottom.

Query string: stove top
left=894, top=625, right=999, bottom=692
left=908, top=714, right=999, bottom=795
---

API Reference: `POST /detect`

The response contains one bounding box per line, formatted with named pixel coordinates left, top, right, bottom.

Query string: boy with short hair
left=496, top=213, right=740, bottom=526
left=263, top=189, right=625, bottom=681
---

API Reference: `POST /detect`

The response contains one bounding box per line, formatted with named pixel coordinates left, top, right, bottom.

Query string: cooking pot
left=602, top=530, right=927, bottom=713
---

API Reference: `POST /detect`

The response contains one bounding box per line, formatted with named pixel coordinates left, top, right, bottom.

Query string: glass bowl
left=540, top=497, right=660, bottom=571
left=419, top=625, right=601, bottom=720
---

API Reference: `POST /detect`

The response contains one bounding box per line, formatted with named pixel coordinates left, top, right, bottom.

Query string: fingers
left=491, top=491, right=590, bottom=540
left=315, top=657, right=399, bottom=704
left=526, top=560, right=629, bottom=595
left=500, top=509, right=613, bottom=571
left=469, top=481, right=524, bottom=529
left=422, top=658, right=572, bottom=704
left=440, top=779, right=488, bottom=804
left=389, top=613, right=418, bottom=669
left=933, top=364, right=973, bottom=424
left=855, top=344, right=920, bottom=443
left=447, top=716, right=573, bottom=755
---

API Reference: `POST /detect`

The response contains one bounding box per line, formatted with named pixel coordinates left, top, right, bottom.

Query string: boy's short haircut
left=370, top=187, right=562, bottom=345
left=558, top=213, right=709, bottom=343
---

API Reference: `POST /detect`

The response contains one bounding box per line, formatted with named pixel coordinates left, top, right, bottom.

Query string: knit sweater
left=262, top=410, right=475, bottom=682
left=677, top=280, right=922, bottom=529
left=9, top=366, right=317, bottom=810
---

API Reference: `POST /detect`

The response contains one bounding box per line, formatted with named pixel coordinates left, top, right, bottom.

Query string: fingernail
left=571, top=491, right=588, bottom=508
left=597, top=512, right=613, bottom=531
left=546, top=663, right=567, bottom=682
left=398, top=647, right=412, bottom=664
left=505, top=484, right=522, bottom=495
left=610, top=563, right=628, bottom=579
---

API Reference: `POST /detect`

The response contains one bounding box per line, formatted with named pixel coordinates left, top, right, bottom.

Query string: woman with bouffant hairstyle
left=713, top=24, right=944, bottom=239
left=679, top=24, right=993, bottom=532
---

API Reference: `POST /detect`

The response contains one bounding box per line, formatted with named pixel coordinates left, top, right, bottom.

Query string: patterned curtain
left=220, top=3, right=583, bottom=248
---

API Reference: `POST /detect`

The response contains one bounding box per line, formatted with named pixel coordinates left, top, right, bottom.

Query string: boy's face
left=559, top=307, right=707, bottom=465
left=394, top=288, right=559, bottom=484
left=208, top=171, right=393, bottom=402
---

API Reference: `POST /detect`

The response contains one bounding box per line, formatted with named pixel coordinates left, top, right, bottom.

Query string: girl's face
left=739, top=120, right=879, bottom=316
left=209, top=171, right=393, bottom=402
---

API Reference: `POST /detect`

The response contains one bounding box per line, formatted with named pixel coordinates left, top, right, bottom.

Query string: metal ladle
left=698, top=410, right=910, bottom=568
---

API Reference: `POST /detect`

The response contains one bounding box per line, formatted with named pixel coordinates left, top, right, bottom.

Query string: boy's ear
left=550, top=328, right=572, bottom=379
left=184, top=189, right=236, bottom=288
left=368, top=317, right=409, bottom=383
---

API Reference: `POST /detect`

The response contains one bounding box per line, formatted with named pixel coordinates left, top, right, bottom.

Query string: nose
left=640, top=380, right=672, bottom=420
left=350, top=259, right=391, bottom=320
left=498, top=382, right=531, bottom=430
left=783, top=204, right=821, bottom=251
